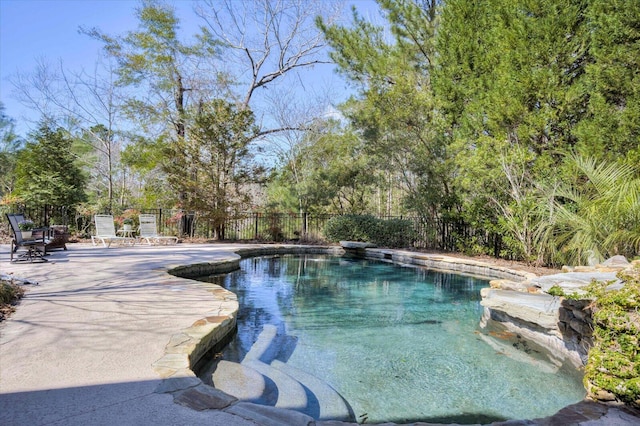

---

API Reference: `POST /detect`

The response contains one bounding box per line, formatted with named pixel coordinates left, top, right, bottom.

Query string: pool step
left=243, top=359, right=308, bottom=411
left=213, top=325, right=355, bottom=421
left=228, top=324, right=309, bottom=411
left=211, top=360, right=276, bottom=406
left=271, top=360, right=355, bottom=421
left=243, top=324, right=282, bottom=363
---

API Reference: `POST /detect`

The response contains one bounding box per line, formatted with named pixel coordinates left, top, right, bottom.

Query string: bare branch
left=9, top=56, right=129, bottom=211
left=195, top=0, right=341, bottom=109
left=254, top=125, right=310, bottom=139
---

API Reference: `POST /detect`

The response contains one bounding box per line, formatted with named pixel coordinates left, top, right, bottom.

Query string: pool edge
left=152, top=244, right=639, bottom=425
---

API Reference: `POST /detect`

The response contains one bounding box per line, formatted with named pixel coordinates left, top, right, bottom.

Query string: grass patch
left=0, top=279, right=25, bottom=322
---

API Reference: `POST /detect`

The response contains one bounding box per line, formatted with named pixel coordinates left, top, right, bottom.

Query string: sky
left=0, top=0, right=381, bottom=138
left=1, top=0, right=141, bottom=134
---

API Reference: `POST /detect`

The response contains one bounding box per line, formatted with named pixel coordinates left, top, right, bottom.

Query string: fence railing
left=2, top=206, right=502, bottom=254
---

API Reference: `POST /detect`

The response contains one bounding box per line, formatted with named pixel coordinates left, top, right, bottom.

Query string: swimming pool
left=197, top=254, right=585, bottom=424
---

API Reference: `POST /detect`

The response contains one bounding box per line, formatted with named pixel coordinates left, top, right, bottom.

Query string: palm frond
left=542, top=153, right=640, bottom=265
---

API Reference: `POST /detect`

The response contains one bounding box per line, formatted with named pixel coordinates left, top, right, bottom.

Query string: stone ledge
left=480, top=288, right=561, bottom=331
left=339, top=241, right=376, bottom=249
left=168, top=256, right=241, bottom=278
left=151, top=245, right=639, bottom=425
left=235, top=244, right=345, bottom=258
left=365, top=249, right=536, bottom=282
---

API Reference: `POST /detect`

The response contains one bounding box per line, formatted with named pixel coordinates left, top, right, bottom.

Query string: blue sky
left=0, top=0, right=381, bottom=137
left=1, top=0, right=141, bottom=134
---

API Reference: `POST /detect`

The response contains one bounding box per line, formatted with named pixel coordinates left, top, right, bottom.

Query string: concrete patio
left=0, top=243, right=265, bottom=425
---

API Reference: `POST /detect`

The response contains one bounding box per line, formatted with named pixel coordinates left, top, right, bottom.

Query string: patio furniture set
left=91, top=214, right=178, bottom=248
left=6, top=213, right=178, bottom=263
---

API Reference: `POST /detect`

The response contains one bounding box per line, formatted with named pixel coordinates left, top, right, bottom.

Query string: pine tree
left=575, top=0, right=640, bottom=163
left=14, top=123, right=87, bottom=218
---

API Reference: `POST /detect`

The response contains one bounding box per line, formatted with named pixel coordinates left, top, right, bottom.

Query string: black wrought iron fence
left=216, top=213, right=499, bottom=253
left=2, top=205, right=502, bottom=255
left=0, top=205, right=71, bottom=230
left=220, top=212, right=334, bottom=241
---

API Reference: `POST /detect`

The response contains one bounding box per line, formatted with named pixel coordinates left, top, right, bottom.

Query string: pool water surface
left=198, top=255, right=585, bottom=424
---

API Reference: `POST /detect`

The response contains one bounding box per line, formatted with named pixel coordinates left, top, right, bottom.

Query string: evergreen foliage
left=0, top=103, right=22, bottom=200
left=324, top=214, right=380, bottom=243
left=14, top=123, right=87, bottom=212
left=163, top=99, right=261, bottom=238
left=319, top=0, right=453, bottom=222
left=375, top=218, right=418, bottom=248
left=323, top=214, right=416, bottom=248
left=576, top=0, right=640, bottom=163
left=320, top=0, right=640, bottom=264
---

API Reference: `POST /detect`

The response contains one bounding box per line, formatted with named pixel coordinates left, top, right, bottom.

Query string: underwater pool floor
left=198, top=255, right=585, bottom=424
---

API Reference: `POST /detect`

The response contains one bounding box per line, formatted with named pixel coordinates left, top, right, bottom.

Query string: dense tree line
left=1, top=0, right=638, bottom=266
left=312, top=0, right=639, bottom=265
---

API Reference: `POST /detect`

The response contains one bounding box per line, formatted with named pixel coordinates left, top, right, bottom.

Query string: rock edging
left=151, top=245, right=640, bottom=425
left=481, top=257, right=639, bottom=370
left=152, top=245, right=348, bottom=424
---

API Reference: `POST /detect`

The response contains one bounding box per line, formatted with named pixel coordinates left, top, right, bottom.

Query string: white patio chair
left=137, top=214, right=179, bottom=245
left=91, top=214, right=135, bottom=248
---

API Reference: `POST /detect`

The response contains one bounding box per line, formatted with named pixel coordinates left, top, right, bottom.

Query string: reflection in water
left=197, top=255, right=585, bottom=424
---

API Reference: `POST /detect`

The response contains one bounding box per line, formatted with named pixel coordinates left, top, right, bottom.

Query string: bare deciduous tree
left=10, top=57, right=125, bottom=212
left=195, top=0, right=341, bottom=134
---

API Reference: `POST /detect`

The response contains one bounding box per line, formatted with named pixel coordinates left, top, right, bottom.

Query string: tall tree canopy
left=319, top=0, right=452, bottom=221
left=10, top=57, right=129, bottom=213
left=575, top=0, right=640, bottom=163
left=14, top=123, right=86, bottom=216
left=83, top=0, right=219, bottom=140
left=81, top=0, right=341, bottom=217
left=0, top=103, right=22, bottom=200
left=319, top=0, right=639, bottom=263
left=163, top=99, right=261, bottom=237
left=268, top=119, right=380, bottom=214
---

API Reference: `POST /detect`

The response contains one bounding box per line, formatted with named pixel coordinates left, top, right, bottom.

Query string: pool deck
left=1, top=243, right=638, bottom=426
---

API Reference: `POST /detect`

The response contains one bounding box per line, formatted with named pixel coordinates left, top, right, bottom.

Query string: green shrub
left=547, top=285, right=565, bottom=297
left=375, top=218, right=417, bottom=248
left=323, top=214, right=379, bottom=242
left=456, top=235, right=490, bottom=257
left=323, top=215, right=416, bottom=248
left=584, top=266, right=640, bottom=408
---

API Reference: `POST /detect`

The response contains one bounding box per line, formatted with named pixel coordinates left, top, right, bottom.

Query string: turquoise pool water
left=198, top=255, right=585, bottom=424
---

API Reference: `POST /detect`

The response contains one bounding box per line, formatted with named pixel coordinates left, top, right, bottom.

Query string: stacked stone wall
left=558, top=299, right=594, bottom=365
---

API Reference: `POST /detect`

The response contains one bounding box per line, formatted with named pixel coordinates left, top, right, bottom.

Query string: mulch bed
left=415, top=250, right=562, bottom=276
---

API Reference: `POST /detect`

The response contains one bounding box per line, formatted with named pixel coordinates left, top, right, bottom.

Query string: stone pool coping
left=153, top=245, right=639, bottom=425
left=1, top=243, right=638, bottom=425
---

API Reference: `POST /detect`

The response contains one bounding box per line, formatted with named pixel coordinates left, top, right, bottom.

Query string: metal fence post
left=254, top=212, right=259, bottom=240
left=303, top=212, right=308, bottom=238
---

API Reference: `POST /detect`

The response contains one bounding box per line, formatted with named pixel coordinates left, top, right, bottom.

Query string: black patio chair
left=6, top=213, right=49, bottom=263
